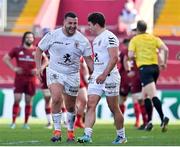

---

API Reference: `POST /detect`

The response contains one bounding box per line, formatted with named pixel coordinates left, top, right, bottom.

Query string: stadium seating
left=11, top=0, right=44, bottom=33
left=154, top=0, right=180, bottom=36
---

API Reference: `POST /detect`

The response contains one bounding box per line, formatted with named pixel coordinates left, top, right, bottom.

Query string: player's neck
left=96, top=28, right=106, bottom=36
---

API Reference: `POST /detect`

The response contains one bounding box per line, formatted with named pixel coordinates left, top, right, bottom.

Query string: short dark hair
left=137, top=20, right=147, bottom=33
left=22, top=31, right=34, bottom=45
left=64, top=12, right=77, bottom=19
left=88, top=12, right=105, bottom=28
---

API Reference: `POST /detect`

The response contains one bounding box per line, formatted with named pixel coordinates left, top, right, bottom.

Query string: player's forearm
left=3, top=55, right=15, bottom=72
left=84, top=56, right=94, bottom=75
left=103, top=56, right=118, bottom=76
left=123, top=56, right=130, bottom=71
left=5, top=61, right=15, bottom=71
left=128, top=50, right=135, bottom=60
left=35, top=47, right=43, bottom=69
left=164, top=50, right=169, bottom=65
left=41, top=58, right=49, bottom=70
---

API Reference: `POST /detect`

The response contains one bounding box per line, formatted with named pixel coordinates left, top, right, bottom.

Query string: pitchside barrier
left=0, top=89, right=179, bottom=123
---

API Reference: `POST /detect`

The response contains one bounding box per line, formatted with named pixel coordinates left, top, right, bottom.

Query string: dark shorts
left=120, top=71, right=142, bottom=96
left=14, top=76, right=36, bottom=96
left=139, top=64, right=159, bottom=87
left=40, top=69, right=48, bottom=89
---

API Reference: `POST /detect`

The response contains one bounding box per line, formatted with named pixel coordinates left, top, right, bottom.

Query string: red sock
left=12, top=103, right=20, bottom=123
left=61, top=107, right=67, bottom=112
left=119, top=104, right=125, bottom=114
left=25, top=105, right=32, bottom=124
left=45, top=107, right=51, bottom=114
left=140, top=104, right=148, bottom=125
left=134, top=102, right=141, bottom=123
left=76, top=114, right=82, bottom=123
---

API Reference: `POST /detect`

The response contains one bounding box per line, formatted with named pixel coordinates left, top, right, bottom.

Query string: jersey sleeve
left=106, top=34, right=119, bottom=49
left=38, top=32, right=53, bottom=51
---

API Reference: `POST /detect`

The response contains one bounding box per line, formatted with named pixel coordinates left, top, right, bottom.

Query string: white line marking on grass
left=140, top=136, right=153, bottom=139
left=2, top=140, right=40, bottom=145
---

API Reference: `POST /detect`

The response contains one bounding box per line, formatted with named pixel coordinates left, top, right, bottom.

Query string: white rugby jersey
left=38, top=28, right=92, bottom=74
left=93, top=29, right=119, bottom=73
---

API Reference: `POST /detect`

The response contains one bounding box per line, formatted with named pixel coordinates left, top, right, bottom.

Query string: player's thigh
left=14, top=77, right=25, bottom=94
left=25, top=78, right=36, bottom=97
left=48, top=83, right=64, bottom=101
left=131, top=77, right=142, bottom=102
left=87, top=94, right=101, bottom=109
left=119, top=79, right=129, bottom=102
left=143, top=82, right=157, bottom=98
left=131, top=92, right=142, bottom=103
left=64, top=73, right=80, bottom=97
left=77, top=87, right=87, bottom=104
left=106, top=95, right=119, bottom=112
left=104, top=72, right=120, bottom=97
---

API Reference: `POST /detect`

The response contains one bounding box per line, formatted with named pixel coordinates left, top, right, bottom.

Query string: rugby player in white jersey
left=35, top=12, right=94, bottom=143
left=77, top=12, right=127, bottom=144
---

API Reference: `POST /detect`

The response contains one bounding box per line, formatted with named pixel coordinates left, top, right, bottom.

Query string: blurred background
left=0, top=0, right=179, bottom=123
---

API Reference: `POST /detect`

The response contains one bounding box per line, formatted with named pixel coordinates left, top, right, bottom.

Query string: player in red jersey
left=40, top=51, right=52, bottom=128
left=119, top=38, right=148, bottom=129
left=39, top=28, right=53, bottom=129
left=74, top=57, right=89, bottom=128
left=3, top=31, right=36, bottom=129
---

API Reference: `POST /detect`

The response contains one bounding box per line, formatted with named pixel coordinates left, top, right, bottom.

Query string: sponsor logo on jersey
left=63, top=54, right=71, bottom=63
left=19, top=51, right=24, bottom=55
left=74, top=41, right=79, bottom=49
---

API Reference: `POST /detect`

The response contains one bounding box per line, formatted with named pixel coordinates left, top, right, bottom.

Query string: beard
left=25, top=41, right=33, bottom=47
left=66, top=26, right=76, bottom=36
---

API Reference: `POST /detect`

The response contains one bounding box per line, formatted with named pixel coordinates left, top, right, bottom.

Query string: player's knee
left=119, top=95, right=127, bottom=104
left=87, top=102, right=96, bottom=111
left=52, top=97, right=61, bottom=105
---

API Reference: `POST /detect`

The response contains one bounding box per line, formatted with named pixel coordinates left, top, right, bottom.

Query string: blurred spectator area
left=3, top=0, right=126, bottom=36
left=2, top=0, right=180, bottom=36
left=0, top=0, right=180, bottom=89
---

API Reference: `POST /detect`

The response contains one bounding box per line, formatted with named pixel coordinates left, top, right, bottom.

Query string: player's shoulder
left=103, top=30, right=118, bottom=41
left=49, top=28, right=63, bottom=37
left=12, top=46, right=23, bottom=51
left=75, top=30, right=89, bottom=42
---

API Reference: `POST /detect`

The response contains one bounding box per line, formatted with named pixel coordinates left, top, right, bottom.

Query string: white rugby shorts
left=46, top=67, right=80, bottom=96
left=88, top=72, right=120, bottom=97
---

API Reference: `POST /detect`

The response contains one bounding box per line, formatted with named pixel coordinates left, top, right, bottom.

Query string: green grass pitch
left=0, top=119, right=180, bottom=146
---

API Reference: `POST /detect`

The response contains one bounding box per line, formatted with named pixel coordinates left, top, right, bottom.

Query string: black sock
left=152, top=96, right=164, bottom=122
left=144, top=98, right=153, bottom=122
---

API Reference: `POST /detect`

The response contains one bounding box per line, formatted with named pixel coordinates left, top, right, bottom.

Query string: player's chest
left=17, top=50, right=35, bottom=61
left=93, top=39, right=106, bottom=53
left=51, top=39, right=81, bottom=53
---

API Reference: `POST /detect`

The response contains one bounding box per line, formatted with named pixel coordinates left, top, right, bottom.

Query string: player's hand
left=127, top=71, right=135, bottom=78
left=159, top=63, right=167, bottom=70
left=14, top=67, right=23, bottom=74
left=31, top=69, right=37, bottom=76
left=96, top=73, right=107, bottom=84
left=36, top=68, right=43, bottom=82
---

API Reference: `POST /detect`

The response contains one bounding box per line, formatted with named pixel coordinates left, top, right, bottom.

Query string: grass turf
left=0, top=120, right=180, bottom=146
